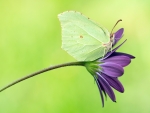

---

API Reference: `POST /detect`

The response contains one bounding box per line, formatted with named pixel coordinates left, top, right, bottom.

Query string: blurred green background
left=0, top=0, right=149, bottom=113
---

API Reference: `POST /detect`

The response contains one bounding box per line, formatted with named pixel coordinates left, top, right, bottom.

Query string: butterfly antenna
left=110, top=19, right=122, bottom=35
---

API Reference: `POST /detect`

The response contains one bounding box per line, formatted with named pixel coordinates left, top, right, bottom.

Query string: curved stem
left=0, top=61, right=85, bottom=92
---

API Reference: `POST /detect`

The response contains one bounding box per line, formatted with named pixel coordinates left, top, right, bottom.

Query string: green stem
left=0, top=61, right=85, bottom=92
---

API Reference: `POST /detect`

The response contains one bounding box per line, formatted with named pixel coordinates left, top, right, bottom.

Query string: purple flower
left=85, top=29, right=135, bottom=107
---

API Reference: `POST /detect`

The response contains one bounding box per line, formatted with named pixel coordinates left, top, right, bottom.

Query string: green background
left=0, top=0, right=149, bottom=113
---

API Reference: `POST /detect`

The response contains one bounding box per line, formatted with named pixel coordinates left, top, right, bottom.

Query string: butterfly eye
left=110, top=33, right=114, bottom=38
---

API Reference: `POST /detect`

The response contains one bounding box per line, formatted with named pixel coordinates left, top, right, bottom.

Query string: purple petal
left=111, top=52, right=135, bottom=59
left=114, top=28, right=124, bottom=45
left=97, top=72, right=116, bottom=102
left=94, top=76, right=105, bottom=107
left=101, top=73, right=124, bottom=93
left=100, top=62, right=124, bottom=77
left=102, top=39, right=127, bottom=60
left=115, top=28, right=124, bottom=39
left=102, top=55, right=131, bottom=67
left=97, top=80, right=107, bottom=98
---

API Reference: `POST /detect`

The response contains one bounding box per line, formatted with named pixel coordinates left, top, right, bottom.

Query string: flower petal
left=97, top=72, right=116, bottom=102
left=101, top=73, right=124, bottom=93
left=102, top=55, right=131, bottom=67
left=94, top=76, right=105, bottom=107
left=102, top=39, right=127, bottom=60
left=114, top=28, right=124, bottom=45
left=100, top=62, right=124, bottom=77
left=111, top=52, right=135, bottom=59
left=97, top=80, right=107, bottom=98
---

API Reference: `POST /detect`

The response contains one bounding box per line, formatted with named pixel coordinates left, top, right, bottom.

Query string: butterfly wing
left=58, top=11, right=110, bottom=61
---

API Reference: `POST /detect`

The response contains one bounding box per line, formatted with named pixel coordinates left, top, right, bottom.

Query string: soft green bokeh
left=0, top=0, right=149, bottom=113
